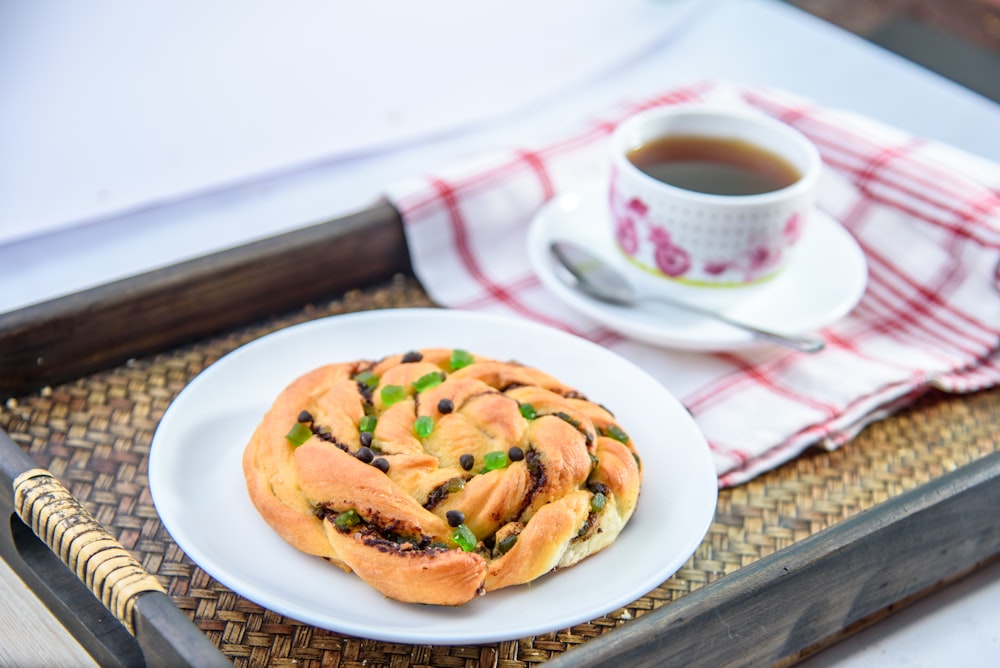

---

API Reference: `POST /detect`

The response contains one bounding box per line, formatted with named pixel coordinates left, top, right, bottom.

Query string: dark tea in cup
left=626, top=135, right=801, bottom=196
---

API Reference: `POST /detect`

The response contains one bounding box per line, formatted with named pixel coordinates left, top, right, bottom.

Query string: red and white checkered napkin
left=386, top=81, right=1000, bottom=487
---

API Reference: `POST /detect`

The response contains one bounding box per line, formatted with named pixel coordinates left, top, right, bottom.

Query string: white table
left=4, top=0, right=1000, bottom=314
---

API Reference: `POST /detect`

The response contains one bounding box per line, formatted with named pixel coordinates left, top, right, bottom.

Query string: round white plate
left=527, top=185, right=869, bottom=351
left=149, top=308, right=717, bottom=644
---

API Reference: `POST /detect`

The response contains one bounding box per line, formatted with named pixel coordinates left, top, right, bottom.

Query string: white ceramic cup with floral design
left=609, top=104, right=822, bottom=307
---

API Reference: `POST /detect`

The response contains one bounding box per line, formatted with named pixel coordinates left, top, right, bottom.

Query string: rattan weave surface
left=3, top=275, right=998, bottom=668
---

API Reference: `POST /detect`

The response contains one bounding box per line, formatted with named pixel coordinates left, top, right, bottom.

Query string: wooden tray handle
left=13, top=468, right=166, bottom=636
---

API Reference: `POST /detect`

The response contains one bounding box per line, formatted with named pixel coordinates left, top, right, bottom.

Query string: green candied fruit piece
left=519, top=403, right=538, bottom=420
left=600, top=424, right=630, bottom=444
left=591, top=491, right=607, bottom=512
left=333, top=509, right=361, bottom=530
left=412, top=371, right=445, bottom=393
left=482, top=450, right=509, bottom=472
left=414, top=415, right=435, bottom=438
left=354, top=370, right=379, bottom=392
left=285, top=422, right=312, bottom=447
left=380, top=384, right=407, bottom=407
left=359, top=415, right=377, bottom=433
left=449, top=349, right=474, bottom=371
left=451, top=524, right=477, bottom=552
left=496, top=534, right=517, bottom=555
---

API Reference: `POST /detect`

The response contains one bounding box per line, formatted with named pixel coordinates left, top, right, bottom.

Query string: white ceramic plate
left=527, top=185, right=869, bottom=351
left=149, top=308, right=717, bottom=644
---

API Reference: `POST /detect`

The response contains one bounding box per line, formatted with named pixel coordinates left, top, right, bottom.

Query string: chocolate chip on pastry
left=242, top=348, right=643, bottom=606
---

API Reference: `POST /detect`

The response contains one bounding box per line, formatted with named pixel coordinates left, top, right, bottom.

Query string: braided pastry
left=242, top=348, right=642, bottom=606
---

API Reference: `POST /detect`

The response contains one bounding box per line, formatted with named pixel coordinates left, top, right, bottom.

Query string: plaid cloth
left=386, top=81, right=1000, bottom=487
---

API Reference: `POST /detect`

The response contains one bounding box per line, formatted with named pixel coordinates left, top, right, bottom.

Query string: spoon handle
left=648, top=295, right=826, bottom=353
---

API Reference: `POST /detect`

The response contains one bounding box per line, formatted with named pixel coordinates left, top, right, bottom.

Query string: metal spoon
left=549, top=241, right=825, bottom=353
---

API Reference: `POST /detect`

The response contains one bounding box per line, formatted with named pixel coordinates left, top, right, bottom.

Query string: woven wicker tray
left=3, top=232, right=1000, bottom=668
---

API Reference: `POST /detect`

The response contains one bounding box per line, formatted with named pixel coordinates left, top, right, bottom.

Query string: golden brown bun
left=242, top=348, right=642, bottom=605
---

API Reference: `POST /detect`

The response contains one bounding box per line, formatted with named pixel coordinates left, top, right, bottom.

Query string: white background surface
left=2, top=0, right=999, bottom=665
left=0, top=0, right=701, bottom=245
left=4, top=0, right=1000, bottom=313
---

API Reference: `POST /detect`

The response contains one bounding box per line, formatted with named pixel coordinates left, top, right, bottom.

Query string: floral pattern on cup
left=610, top=169, right=804, bottom=284
left=648, top=226, right=691, bottom=277
left=610, top=168, right=641, bottom=256
left=783, top=212, right=802, bottom=245
left=610, top=172, right=643, bottom=256
left=701, top=244, right=783, bottom=283
left=612, top=180, right=695, bottom=279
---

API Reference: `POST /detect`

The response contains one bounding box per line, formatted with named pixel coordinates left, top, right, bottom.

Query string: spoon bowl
left=549, top=241, right=825, bottom=353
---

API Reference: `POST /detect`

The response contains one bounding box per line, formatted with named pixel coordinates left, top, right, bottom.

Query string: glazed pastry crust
left=242, top=348, right=642, bottom=605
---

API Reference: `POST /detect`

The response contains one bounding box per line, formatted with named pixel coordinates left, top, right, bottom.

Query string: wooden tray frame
left=0, top=201, right=409, bottom=397
left=2, top=201, right=999, bottom=666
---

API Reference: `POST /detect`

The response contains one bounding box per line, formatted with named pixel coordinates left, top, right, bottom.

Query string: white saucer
left=527, top=185, right=868, bottom=351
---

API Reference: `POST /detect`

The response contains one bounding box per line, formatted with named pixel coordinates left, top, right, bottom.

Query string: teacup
left=608, top=104, right=822, bottom=307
